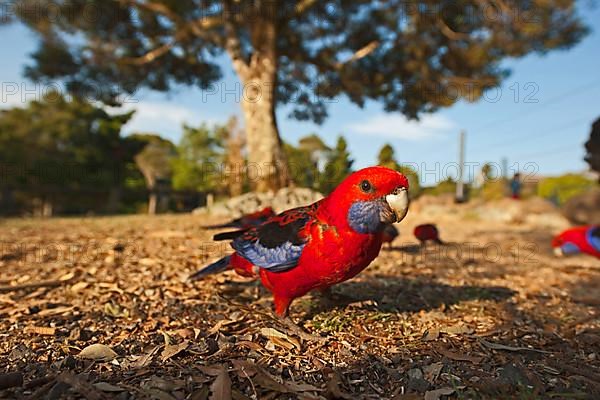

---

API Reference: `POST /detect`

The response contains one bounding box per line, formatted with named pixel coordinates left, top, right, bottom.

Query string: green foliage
left=377, top=143, right=421, bottom=197
left=0, top=91, right=133, bottom=213
left=538, top=174, right=597, bottom=205
left=423, top=178, right=456, bottom=196
left=171, top=123, right=226, bottom=192
left=377, top=144, right=400, bottom=170
left=284, top=142, right=318, bottom=189
left=480, top=179, right=508, bottom=201
left=320, top=136, right=354, bottom=194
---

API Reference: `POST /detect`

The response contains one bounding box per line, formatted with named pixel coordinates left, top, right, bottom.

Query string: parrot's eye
left=359, top=180, right=373, bottom=193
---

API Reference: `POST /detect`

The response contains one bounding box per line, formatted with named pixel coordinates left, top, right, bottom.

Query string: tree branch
left=295, top=0, right=319, bottom=16
left=336, top=40, right=380, bottom=69
left=436, top=20, right=471, bottom=40
left=118, top=0, right=223, bottom=66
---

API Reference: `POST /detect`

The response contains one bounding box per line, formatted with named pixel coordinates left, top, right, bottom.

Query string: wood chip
left=24, top=326, right=56, bottom=336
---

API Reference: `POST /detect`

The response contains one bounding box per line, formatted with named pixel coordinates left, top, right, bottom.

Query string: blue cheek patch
left=347, top=201, right=385, bottom=234
left=562, top=242, right=581, bottom=254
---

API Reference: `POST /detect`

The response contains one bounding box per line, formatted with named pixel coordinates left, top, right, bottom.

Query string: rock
left=192, top=187, right=323, bottom=218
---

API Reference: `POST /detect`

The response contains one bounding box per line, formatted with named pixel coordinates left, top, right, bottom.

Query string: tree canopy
left=7, top=0, right=588, bottom=191
left=0, top=91, right=133, bottom=214
left=585, top=117, right=600, bottom=181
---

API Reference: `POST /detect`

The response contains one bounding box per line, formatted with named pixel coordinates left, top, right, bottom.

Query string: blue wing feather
left=231, top=202, right=320, bottom=272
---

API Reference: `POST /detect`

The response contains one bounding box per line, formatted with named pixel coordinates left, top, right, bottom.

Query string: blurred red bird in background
left=552, top=225, right=600, bottom=259
left=203, top=206, right=276, bottom=230
left=190, top=167, right=410, bottom=317
left=414, top=223, right=443, bottom=246
left=382, top=224, right=399, bottom=248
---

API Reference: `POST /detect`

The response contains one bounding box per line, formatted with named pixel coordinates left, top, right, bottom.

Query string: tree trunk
left=226, top=11, right=290, bottom=192
left=240, top=88, right=289, bottom=192
left=148, top=191, right=157, bottom=215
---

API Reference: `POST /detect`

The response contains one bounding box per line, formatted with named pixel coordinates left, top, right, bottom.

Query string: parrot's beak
left=553, top=247, right=564, bottom=257
left=385, top=187, right=409, bottom=223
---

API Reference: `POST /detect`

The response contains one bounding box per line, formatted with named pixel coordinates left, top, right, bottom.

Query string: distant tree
left=424, top=177, right=457, bottom=197
left=133, top=134, right=176, bottom=214
left=284, top=142, right=317, bottom=189
left=171, top=123, right=226, bottom=197
left=224, top=117, right=246, bottom=197
left=585, top=117, right=600, bottom=181
left=377, top=143, right=421, bottom=197
left=9, top=0, right=587, bottom=191
left=0, top=91, right=132, bottom=215
left=377, top=144, right=401, bottom=170
left=538, top=173, right=597, bottom=205
left=299, top=133, right=331, bottom=168
left=320, top=136, right=353, bottom=194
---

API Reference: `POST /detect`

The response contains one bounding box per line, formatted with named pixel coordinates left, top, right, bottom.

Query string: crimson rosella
left=190, top=166, right=410, bottom=317
left=203, top=207, right=276, bottom=230
left=552, top=225, right=600, bottom=259
left=414, top=223, right=443, bottom=245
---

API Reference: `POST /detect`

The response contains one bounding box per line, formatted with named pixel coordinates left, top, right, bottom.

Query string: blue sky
left=1, top=4, right=599, bottom=185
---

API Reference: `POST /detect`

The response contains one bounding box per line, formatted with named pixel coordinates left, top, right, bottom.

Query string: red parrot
left=203, top=207, right=276, bottom=230
left=189, top=166, right=410, bottom=317
left=552, top=225, right=600, bottom=259
left=414, top=223, right=443, bottom=245
left=382, top=224, right=399, bottom=248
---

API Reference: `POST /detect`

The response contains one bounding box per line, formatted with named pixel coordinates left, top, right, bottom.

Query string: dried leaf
left=423, top=362, right=444, bottom=383
left=441, top=324, right=473, bottom=335
left=199, top=365, right=227, bottom=377
left=160, top=340, right=189, bottom=362
left=77, top=344, right=118, bottom=361
left=94, top=382, right=124, bottom=392
left=437, top=347, right=483, bottom=364
left=325, top=372, right=352, bottom=400
left=132, top=345, right=161, bottom=368
left=260, top=327, right=300, bottom=349
left=209, top=367, right=232, bottom=400
left=260, top=327, right=288, bottom=339
left=424, top=387, right=456, bottom=400
left=70, top=282, right=89, bottom=292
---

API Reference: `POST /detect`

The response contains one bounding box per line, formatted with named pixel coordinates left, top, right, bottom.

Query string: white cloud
left=349, top=113, right=456, bottom=141
left=113, top=101, right=212, bottom=142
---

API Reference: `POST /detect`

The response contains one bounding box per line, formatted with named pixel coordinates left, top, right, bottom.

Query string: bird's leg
left=272, top=294, right=326, bottom=342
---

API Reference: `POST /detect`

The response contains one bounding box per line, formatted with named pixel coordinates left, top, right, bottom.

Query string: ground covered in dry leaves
left=1, top=210, right=600, bottom=399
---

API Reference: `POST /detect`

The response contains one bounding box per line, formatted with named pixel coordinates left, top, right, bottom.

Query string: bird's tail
left=213, top=229, right=246, bottom=241
left=202, top=222, right=237, bottom=229
left=188, top=255, right=231, bottom=281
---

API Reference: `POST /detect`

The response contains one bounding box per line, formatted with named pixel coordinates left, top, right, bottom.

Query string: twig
left=0, top=276, right=77, bottom=293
